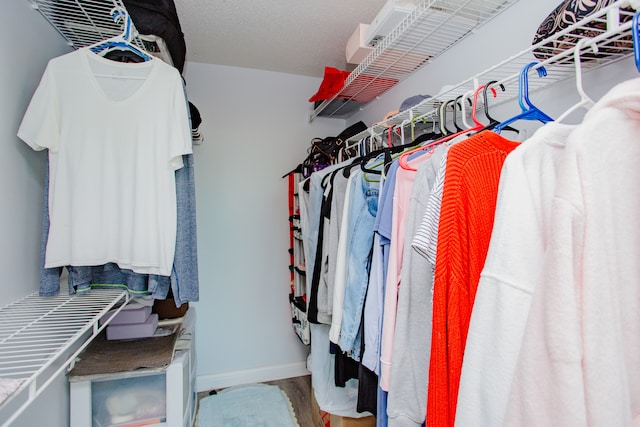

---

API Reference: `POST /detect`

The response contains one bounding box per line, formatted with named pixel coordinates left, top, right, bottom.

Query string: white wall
left=182, top=62, right=345, bottom=390
left=1, top=2, right=72, bottom=427
left=348, top=0, right=639, bottom=131
left=1, top=2, right=71, bottom=304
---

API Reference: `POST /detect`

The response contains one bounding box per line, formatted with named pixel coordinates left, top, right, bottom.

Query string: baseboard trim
left=195, top=361, right=309, bottom=392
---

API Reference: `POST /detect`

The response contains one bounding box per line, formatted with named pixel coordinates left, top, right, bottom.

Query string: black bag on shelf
left=123, top=0, right=187, bottom=73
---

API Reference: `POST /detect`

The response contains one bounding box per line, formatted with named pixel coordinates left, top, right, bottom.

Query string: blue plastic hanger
left=633, top=11, right=640, bottom=73
left=494, top=62, right=554, bottom=133
left=89, top=8, right=151, bottom=62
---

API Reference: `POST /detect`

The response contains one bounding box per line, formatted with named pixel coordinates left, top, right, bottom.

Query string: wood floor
left=196, top=375, right=316, bottom=427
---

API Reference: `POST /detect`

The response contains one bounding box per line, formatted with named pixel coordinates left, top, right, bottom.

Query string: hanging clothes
left=386, top=144, right=448, bottom=427
left=301, top=163, right=364, bottom=418
left=379, top=149, right=434, bottom=391
left=336, top=168, right=380, bottom=361
left=455, top=122, right=575, bottom=427
left=326, top=168, right=353, bottom=323
left=312, top=170, right=339, bottom=325
left=503, top=77, right=640, bottom=427
left=18, top=47, right=193, bottom=291
left=304, top=160, right=350, bottom=323
left=426, top=130, right=519, bottom=427
left=328, top=164, right=361, bottom=342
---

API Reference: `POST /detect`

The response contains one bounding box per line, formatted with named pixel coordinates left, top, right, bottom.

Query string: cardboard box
left=311, top=389, right=331, bottom=427
left=106, top=313, right=158, bottom=340
left=311, top=388, right=375, bottom=427
left=99, top=304, right=152, bottom=326
left=330, top=414, right=376, bottom=427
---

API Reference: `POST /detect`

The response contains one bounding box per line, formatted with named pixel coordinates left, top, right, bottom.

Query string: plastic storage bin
left=70, top=309, right=196, bottom=427
left=92, top=373, right=167, bottom=426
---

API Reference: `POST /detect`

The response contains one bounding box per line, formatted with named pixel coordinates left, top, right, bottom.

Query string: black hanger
left=414, top=125, right=442, bottom=144
left=482, top=80, right=519, bottom=133
left=341, top=135, right=381, bottom=177
left=343, top=156, right=365, bottom=178
left=103, top=49, right=147, bottom=63
left=281, top=163, right=304, bottom=179
left=451, top=97, right=465, bottom=132
left=359, top=150, right=390, bottom=175
left=359, top=125, right=440, bottom=175
left=359, top=135, right=395, bottom=174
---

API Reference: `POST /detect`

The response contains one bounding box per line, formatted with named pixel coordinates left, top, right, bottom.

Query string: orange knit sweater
left=426, top=131, right=519, bottom=427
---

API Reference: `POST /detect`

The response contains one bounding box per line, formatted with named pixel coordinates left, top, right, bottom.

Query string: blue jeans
left=339, top=170, right=379, bottom=360
left=168, top=152, right=200, bottom=306
left=67, top=263, right=166, bottom=295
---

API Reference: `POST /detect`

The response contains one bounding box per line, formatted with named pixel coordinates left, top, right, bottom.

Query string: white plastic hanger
left=399, top=118, right=411, bottom=144
left=556, top=38, right=597, bottom=122
left=459, top=89, right=475, bottom=129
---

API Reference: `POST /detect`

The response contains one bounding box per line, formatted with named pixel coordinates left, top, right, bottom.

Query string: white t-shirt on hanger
left=18, top=48, right=192, bottom=277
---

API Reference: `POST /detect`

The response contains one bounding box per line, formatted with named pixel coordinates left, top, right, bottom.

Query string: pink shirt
left=380, top=150, right=433, bottom=391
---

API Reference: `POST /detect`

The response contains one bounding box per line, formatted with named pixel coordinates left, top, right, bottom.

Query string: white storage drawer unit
left=70, top=309, right=197, bottom=427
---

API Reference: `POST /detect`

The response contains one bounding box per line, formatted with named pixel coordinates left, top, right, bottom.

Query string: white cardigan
left=504, top=77, right=640, bottom=426
left=455, top=122, right=575, bottom=427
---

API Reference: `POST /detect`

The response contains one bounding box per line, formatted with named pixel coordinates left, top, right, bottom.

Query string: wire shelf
left=346, top=0, right=637, bottom=142
left=0, top=288, right=129, bottom=427
left=309, top=0, right=520, bottom=121
left=26, top=0, right=148, bottom=52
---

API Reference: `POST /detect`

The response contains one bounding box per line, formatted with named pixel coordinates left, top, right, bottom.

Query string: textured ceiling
left=175, top=0, right=388, bottom=77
